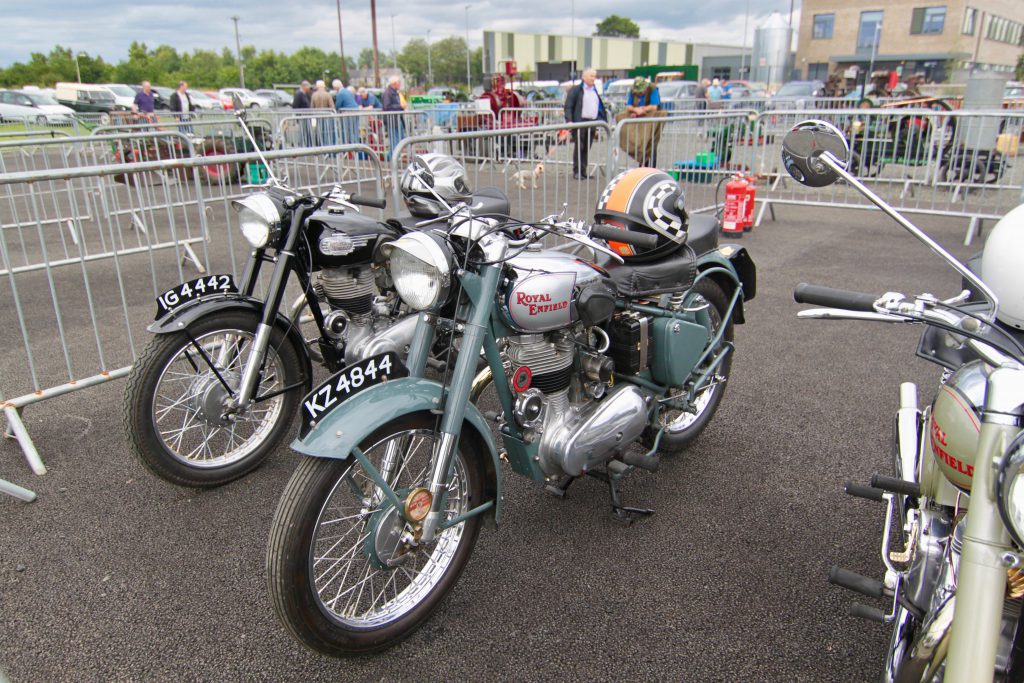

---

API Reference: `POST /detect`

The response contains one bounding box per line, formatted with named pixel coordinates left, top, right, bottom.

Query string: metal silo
left=751, top=12, right=793, bottom=86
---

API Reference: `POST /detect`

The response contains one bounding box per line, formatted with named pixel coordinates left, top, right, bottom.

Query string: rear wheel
left=649, top=278, right=735, bottom=452
left=123, top=311, right=304, bottom=486
left=267, top=412, right=484, bottom=656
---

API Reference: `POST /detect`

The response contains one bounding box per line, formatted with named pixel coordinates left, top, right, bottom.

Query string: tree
left=594, top=15, right=640, bottom=38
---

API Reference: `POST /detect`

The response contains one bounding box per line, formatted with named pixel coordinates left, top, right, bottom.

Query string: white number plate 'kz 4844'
left=299, top=352, right=408, bottom=437
left=154, top=275, right=237, bottom=319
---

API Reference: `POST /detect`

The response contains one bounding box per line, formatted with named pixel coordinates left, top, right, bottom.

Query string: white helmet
left=399, top=153, right=470, bottom=217
left=981, top=202, right=1024, bottom=329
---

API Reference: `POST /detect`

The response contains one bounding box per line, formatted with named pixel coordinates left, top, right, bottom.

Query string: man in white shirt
left=563, top=68, right=606, bottom=179
left=169, top=81, right=193, bottom=134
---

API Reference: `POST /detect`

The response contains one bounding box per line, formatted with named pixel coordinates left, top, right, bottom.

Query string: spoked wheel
left=267, top=412, right=484, bottom=656
left=123, top=311, right=304, bottom=486
left=649, top=278, right=735, bottom=452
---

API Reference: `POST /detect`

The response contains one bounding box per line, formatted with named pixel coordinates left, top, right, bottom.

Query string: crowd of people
left=290, top=75, right=405, bottom=156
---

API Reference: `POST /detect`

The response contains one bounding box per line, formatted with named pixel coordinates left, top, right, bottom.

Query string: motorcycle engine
left=507, top=330, right=650, bottom=477
left=317, top=266, right=393, bottom=365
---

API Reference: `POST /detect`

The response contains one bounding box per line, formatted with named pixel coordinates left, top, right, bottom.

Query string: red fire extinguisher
left=742, top=175, right=757, bottom=231
left=722, top=175, right=750, bottom=237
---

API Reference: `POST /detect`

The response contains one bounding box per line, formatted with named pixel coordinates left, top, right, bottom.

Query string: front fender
left=147, top=293, right=314, bottom=393
left=292, top=376, right=503, bottom=524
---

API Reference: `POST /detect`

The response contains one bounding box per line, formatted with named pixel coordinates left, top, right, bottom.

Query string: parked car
left=100, top=84, right=141, bottom=109
left=55, top=83, right=130, bottom=118
left=254, top=89, right=292, bottom=108
left=658, top=80, right=701, bottom=111
left=185, top=89, right=222, bottom=110
left=204, top=91, right=234, bottom=110
left=0, top=90, right=76, bottom=124
left=603, top=78, right=634, bottom=114
left=770, top=80, right=827, bottom=108
left=219, top=88, right=272, bottom=109
left=128, top=84, right=168, bottom=110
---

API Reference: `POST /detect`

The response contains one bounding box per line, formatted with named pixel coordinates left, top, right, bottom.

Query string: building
left=796, top=0, right=1024, bottom=83
left=482, top=30, right=747, bottom=81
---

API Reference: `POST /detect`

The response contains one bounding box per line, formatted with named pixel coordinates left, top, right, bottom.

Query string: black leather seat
left=685, top=214, right=719, bottom=256
left=603, top=247, right=697, bottom=298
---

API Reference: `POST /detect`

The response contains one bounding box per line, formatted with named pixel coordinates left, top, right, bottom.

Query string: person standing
left=708, top=78, right=725, bottom=109
left=133, top=80, right=156, bottom=121
left=168, top=81, right=193, bottom=134
left=292, top=80, right=312, bottom=146
left=310, top=80, right=335, bottom=146
left=624, top=77, right=662, bottom=168
left=695, top=78, right=709, bottom=113
left=381, top=75, right=406, bottom=160
left=563, top=68, right=606, bottom=179
left=333, top=78, right=359, bottom=145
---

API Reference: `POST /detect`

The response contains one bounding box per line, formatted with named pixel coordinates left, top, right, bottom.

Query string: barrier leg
left=0, top=478, right=36, bottom=502
left=964, top=216, right=982, bottom=246
left=3, top=406, right=46, bottom=476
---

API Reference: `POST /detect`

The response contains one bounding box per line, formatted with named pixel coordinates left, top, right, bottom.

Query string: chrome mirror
left=781, top=120, right=850, bottom=187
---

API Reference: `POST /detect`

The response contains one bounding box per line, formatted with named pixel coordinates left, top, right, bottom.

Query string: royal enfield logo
left=507, top=272, right=576, bottom=331
left=515, top=291, right=570, bottom=316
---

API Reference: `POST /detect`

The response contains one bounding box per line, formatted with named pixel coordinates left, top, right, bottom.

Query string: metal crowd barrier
left=389, top=119, right=613, bottom=222
left=0, top=143, right=382, bottom=500
left=750, top=107, right=1024, bottom=243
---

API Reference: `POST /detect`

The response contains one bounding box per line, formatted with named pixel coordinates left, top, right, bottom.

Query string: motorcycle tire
left=267, top=412, right=484, bottom=656
left=123, top=310, right=304, bottom=487
left=648, top=277, right=734, bottom=452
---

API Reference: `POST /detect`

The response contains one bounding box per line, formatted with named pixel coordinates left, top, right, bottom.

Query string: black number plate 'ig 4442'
left=155, top=275, right=237, bottom=320
left=299, top=352, right=408, bottom=438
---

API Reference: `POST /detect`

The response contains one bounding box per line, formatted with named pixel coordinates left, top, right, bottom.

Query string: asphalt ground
left=0, top=189, right=990, bottom=680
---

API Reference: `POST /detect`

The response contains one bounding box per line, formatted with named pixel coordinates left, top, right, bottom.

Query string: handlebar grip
left=794, top=283, right=878, bottom=312
left=350, top=194, right=387, bottom=210
left=590, top=223, right=660, bottom=249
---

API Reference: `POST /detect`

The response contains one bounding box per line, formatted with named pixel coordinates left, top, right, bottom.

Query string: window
left=962, top=7, right=977, bottom=35
left=812, top=14, right=834, bottom=39
left=857, top=11, right=884, bottom=51
left=808, top=63, right=830, bottom=80
left=911, top=7, right=946, bottom=34
left=712, top=67, right=731, bottom=80
left=985, top=14, right=1024, bottom=45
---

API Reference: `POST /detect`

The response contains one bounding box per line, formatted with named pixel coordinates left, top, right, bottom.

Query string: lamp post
left=335, top=0, right=348, bottom=83
left=740, top=0, right=750, bottom=79
left=230, top=15, right=245, bottom=88
left=866, top=21, right=882, bottom=89
left=464, top=5, right=471, bottom=92
left=570, top=0, right=576, bottom=79
left=427, top=29, right=433, bottom=87
left=390, top=14, right=397, bottom=69
left=370, top=0, right=381, bottom=87
left=74, top=51, right=82, bottom=83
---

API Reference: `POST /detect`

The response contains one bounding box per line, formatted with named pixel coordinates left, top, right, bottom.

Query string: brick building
left=795, top=0, right=1023, bottom=82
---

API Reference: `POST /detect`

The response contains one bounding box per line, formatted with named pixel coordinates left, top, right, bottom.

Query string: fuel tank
left=308, top=209, right=399, bottom=269
left=929, top=360, right=986, bottom=491
left=501, top=249, right=615, bottom=333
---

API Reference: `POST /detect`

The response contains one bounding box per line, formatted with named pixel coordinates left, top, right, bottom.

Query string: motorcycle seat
left=466, top=187, right=510, bottom=219
left=604, top=246, right=697, bottom=298
left=685, top=214, right=720, bottom=256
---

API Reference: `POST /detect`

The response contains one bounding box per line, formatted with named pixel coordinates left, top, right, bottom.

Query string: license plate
left=154, top=274, right=237, bottom=320
left=299, top=352, right=408, bottom=437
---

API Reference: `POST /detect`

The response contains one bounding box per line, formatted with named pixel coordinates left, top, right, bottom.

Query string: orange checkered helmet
left=594, top=168, right=688, bottom=263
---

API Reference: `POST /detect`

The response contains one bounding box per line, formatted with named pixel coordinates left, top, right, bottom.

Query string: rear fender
left=696, top=246, right=756, bottom=324
left=291, top=376, right=503, bottom=525
left=147, top=293, right=313, bottom=393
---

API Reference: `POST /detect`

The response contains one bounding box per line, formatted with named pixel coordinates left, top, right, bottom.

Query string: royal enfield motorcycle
left=265, top=163, right=756, bottom=655
left=784, top=120, right=1024, bottom=681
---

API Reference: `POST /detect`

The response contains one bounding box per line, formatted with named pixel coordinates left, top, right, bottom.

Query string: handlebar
left=590, top=224, right=660, bottom=250
left=794, top=283, right=879, bottom=312
left=350, top=194, right=387, bottom=210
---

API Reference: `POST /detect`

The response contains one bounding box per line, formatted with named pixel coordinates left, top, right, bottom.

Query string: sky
left=4, top=0, right=802, bottom=66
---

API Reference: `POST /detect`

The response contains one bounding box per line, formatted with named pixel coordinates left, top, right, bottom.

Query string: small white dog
left=510, top=162, right=545, bottom=190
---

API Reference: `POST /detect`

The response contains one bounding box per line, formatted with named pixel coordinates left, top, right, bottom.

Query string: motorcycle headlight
left=383, top=231, right=452, bottom=311
left=232, top=193, right=283, bottom=248
left=997, top=431, right=1024, bottom=547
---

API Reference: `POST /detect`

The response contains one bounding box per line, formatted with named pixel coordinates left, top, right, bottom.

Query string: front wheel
left=649, top=277, right=735, bottom=452
left=123, top=310, right=305, bottom=486
left=267, top=412, right=484, bottom=656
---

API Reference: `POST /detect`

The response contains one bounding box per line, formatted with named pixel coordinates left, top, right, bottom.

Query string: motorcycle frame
left=292, top=239, right=744, bottom=543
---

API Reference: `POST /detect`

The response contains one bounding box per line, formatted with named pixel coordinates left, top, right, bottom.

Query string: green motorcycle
left=265, top=164, right=755, bottom=655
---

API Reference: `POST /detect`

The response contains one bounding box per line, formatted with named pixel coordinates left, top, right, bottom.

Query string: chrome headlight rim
left=232, top=193, right=283, bottom=248
left=997, top=430, right=1024, bottom=548
left=383, top=230, right=452, bottom=312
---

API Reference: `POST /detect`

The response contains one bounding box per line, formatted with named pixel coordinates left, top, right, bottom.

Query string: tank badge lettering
left=507, top=272, right=576, bottom=330
left=931, top=426, right=973, bottom=478
left=516, top=291, right=570, bottom=316
left=930, top=419, right=948, bottom=447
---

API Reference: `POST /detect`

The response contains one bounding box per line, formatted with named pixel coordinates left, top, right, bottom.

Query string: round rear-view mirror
left=781, top=120, right=850, bottom=188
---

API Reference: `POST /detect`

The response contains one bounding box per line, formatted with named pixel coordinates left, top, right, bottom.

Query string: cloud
left=1, top=0, right=802, bottom=65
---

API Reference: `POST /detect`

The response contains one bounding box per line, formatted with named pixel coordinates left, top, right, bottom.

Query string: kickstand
left=586, top=466, right=655, bottom=525
left=544, top=475, right=575, bottom=498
